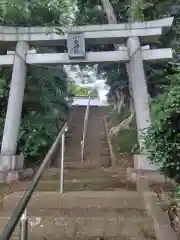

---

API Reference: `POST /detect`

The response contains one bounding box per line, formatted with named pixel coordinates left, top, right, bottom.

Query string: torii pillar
left=0, top=41, right=29, bottom=171
left=101, top=0, right=172, bottom=170
left=127, top=37, right=150, bottom=149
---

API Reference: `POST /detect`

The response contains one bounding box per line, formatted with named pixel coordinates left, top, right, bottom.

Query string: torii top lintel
left=0, top=17, right=173, bottom=47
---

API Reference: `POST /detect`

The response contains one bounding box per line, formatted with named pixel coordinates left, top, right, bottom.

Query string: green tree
left=144, top=69, right=180, bottom=180
left=0, top=0, right=75, bottom=164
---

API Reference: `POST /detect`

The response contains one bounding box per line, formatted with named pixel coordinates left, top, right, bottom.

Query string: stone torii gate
left=0, top=17, right=173, bottom=172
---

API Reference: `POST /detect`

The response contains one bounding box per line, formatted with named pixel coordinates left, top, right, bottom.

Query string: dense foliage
left=75, top=0, right=180, bottom=173
left=144, top=68, right=180, bottom=180
left=0, top=0, right=75, bottom=164
left=70, top=84, right=98, bottom=97
left=0, top=0, right=74, bottom=26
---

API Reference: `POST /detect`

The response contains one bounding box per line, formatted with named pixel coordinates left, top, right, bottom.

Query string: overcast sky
left=64, top=65, right=108, bottom=105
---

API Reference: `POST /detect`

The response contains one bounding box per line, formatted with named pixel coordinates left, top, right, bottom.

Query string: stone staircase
left=0, top=165, right=175, bottom=240
left=65, top=105, right=86, bottom=164
left=1, top=188, right=155, bottom=240
left=84, top=106, right=110, bottom=167
left=0, top=105, right=166, bottom=239
left=55, top=105, right=110, bottom=169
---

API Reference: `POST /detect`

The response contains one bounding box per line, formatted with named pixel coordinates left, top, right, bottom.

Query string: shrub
left=144, top=69, right=180, bottom=180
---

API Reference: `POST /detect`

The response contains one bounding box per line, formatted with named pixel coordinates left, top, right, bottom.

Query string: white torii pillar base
left=134, top=154, right=159, bottom=171
left=0, top=41, right=29, bottom=171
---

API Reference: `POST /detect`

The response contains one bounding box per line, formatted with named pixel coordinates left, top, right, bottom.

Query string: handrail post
left=81, top=96, right=91, bottom=163
left=0, top=123, right=68, bottom=240
left=19, top=209, right=28, bottom=240
left=60, top=127, right=67, bottom=193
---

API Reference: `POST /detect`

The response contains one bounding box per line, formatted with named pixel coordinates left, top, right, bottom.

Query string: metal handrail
left=0, top=123, right=67, bottom=240
left=81, top=96, right=91, bottom=163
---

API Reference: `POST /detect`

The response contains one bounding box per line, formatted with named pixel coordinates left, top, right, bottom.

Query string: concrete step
left=82, top=158, right=110, bottom=165
left=64, top=145, right=81, bottom=150
left=0, top=206, right=149, bottom=218
left=40, top=168, right=136, bottom=190
left=85, top=149, right=110, bottom=155
left=41, top=168, right=114, bottom=181
left=1, top=236, right=155, bottom=240
left=88, top=117, right=105, bottom=120
left=0, top=215, right=155, bottom=239
left=5, top=178, right=136, bottom=193
left=2, top=191, right=146, bottom=212
left=0, top=187, right=155, bottom=240
left=83, top=157, right=110, bottom=165
left=65, top=137, right=82, bottom=142
left=85, top=140, right=108, bottom=145
left=87, top=131, right=105, bottom=134
left=64, top=152, right=81, bottom=158
left=86, top=132, right=106, bottom=137
left=84, top=153, right=110, bottom=158
left=8, top=236, right=154, bottom=240
left=85, top=139, right=107, bottom=144
left=99, top=143, right=109, bottom=147
left=40, top=168, right=133, bottom=187
left=86, top=125, right=105, bottom=129
left=63, top=161, right=109, bottom=169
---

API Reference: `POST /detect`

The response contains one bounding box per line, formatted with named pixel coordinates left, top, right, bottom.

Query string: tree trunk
left=110, top=96, right=134, bottom=136
left=116, top=90, right=125, bottom=113
left=112, top=95, right=117, bottom=111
